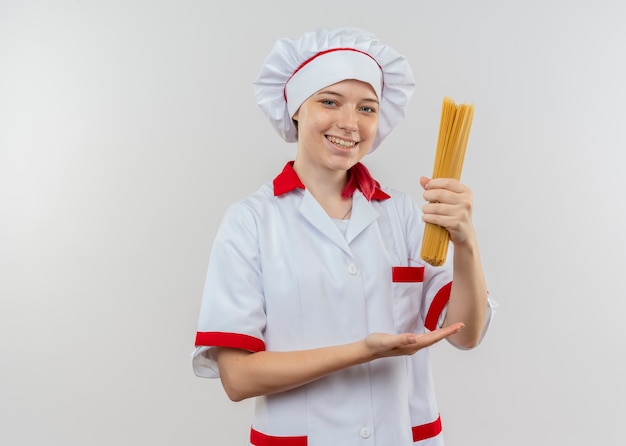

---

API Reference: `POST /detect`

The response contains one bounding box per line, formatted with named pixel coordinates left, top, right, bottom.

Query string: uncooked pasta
left=420, top=97, right=474, bottom=266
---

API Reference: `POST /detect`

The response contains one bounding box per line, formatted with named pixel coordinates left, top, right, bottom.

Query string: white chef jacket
left=193, top=162, right=496, bottom=446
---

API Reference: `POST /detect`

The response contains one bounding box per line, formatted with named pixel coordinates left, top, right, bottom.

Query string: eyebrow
left=315, top=89, right=379, bottom=104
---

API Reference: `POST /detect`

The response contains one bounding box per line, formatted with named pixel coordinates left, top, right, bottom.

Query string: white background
left=1, top=1, right=625, bottom=445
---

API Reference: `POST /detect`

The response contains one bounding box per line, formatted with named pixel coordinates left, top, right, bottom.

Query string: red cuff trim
left=424, top=282, right=452, bottom=331
left=412, top=415, right=442, bottom=442
left=392, top=266, right=425, bottom=282
left=195, top=332, right=265, bottom=352
left=251, top=428, right=308, bottom=446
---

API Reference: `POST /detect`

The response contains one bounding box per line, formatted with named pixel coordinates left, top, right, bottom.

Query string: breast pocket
left=391, top=266, right=424, bottom=333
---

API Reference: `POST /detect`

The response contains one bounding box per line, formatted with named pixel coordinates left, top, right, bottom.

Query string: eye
left=360, top=105, right=377, bottom=113
left=321, top=99, right=338, bottom=107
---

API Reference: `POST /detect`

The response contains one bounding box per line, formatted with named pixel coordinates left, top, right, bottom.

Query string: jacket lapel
left=298, top=190, right=380, bottom=256
left=345, top=190, right=380, bottom=245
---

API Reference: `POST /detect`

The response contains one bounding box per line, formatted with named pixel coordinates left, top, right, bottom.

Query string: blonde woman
left=193, top=27, right=497, bottom=446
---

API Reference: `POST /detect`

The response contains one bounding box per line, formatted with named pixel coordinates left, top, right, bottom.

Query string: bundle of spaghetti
left=420, top=97, right=474, bottom=266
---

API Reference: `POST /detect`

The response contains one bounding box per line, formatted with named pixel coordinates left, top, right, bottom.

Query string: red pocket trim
left=392, top=266, right=424, bottom=283
left=250, top=428, right=308, bottom=446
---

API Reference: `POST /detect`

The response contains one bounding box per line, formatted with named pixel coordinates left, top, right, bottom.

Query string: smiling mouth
left=326, top=136, right=357, bottom=148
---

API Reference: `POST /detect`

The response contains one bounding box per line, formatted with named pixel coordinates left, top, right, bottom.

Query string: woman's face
left=292, top=79, right=379, bottom=174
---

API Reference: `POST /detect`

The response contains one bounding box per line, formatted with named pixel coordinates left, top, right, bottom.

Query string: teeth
left=328, top=136, right=356, bottom=148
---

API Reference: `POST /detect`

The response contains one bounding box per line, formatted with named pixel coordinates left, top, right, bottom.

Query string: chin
left=326, top=156, right=360, bottom=172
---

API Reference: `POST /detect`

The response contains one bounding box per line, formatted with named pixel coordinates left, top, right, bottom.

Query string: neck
left=292, top=159, right=348, bottom=198
left=292, top=160, right=352, bottom=218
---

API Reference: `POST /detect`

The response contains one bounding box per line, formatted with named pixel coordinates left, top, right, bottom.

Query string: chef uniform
left=193, top=27, right=497, bottom=446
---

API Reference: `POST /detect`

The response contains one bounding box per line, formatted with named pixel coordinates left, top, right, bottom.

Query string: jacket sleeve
left=398, top=190, right=497, bottom=341
left=192, top=201, right=267, bottom=378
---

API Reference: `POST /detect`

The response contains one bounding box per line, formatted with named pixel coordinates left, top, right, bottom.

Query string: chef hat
left=253, top=27, right=415, bottom=153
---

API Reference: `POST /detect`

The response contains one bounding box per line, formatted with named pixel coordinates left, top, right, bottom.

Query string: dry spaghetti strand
left=420, top=97, right=474, bottom=266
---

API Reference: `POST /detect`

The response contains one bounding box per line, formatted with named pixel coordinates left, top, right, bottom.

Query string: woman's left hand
left=419, top=176, right=476, bottom=246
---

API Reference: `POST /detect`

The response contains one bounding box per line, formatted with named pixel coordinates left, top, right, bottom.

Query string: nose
left=338, top=109, right=358, bottom=133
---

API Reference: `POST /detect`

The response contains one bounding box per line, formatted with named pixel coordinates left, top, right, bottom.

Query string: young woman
left=193, top=27, right=497, bottom=446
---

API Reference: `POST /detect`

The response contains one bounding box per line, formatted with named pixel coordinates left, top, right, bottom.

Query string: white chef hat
left=253, top=27, right=415, bottom=153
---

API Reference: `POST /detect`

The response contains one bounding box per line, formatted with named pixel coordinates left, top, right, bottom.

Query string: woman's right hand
left=363, top=322, right=464, bottom=359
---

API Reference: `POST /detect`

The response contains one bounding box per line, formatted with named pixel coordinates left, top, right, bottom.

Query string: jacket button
left=347, top=263, right=359, bottom=275
left=359, top=427, right=371, bottom=438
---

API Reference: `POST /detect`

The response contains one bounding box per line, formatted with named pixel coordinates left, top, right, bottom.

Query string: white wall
left=1, top=1, right=625, bottom=445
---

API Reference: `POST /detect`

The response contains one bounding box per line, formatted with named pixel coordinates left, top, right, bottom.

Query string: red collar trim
left=371, top=187, right=391, bottom=201
left=273, top=162, right=306, bottom=196
left=273, top=162, right=390, bottom=201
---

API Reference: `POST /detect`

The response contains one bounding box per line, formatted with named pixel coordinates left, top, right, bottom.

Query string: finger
left=422, top=212, right=456, bottom=229
left=419, top=176, right=430, bottom=190
left=423, top=188, right=468, bottom=206
left=440, top=321, right=465, bottom=335
left=422, top=201, right=455, bottom=216
left=425, top=178, right=468, bottom=194
left=413, top=322, right=465, bottom=348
